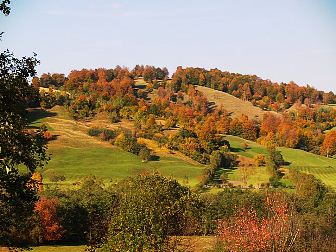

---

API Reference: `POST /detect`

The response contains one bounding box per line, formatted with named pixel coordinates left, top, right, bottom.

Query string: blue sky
left=1, top=0, right=336, bottom=92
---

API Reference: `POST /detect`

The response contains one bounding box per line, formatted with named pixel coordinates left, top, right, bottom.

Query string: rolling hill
left=29, top=106, right=204, bottom=187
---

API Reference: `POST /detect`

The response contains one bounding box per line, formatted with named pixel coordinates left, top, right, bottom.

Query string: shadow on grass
left=27, top=108, right=57, bottom=124
left=135, top=84, right=147, bottom=89
left=230, top=147, right=245, bottom=153
left=150, top=155, right=160, bottom=161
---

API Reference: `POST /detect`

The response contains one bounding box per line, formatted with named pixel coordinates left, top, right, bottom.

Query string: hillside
left=29, top=106, right=204, bottom=187
left=135, top=79, right=279, bottom=120
left=195, top=85, right=280, bottom=120
left=225, top=135, right=336, bottom=188
left=29, top=104, right=336, bottom=189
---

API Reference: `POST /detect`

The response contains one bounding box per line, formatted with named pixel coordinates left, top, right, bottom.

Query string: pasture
left=29, top=106, right=204, bottom=187
left=225, top=135, right=336, bottom=188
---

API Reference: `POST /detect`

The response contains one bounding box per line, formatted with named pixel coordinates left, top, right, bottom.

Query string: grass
left=195, top=85, right=279, bottom=120
left=43, top=146, right=203, bottom=187
left=220, top=166, right=270, bottom=187
left=29, top=106, right=204, bottom=187
left=31, top=245, right=85, bottom=252
left=31, top=236, right=216, bottom=252
left=225, top=135, right=336, bottom=188
left=225, top=135, right=269, bottom=158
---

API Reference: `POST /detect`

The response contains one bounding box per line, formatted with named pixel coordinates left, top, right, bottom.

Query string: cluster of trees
left=171, top=66, right=336, bottom=111
left=88, top=128, right=152, bottom=162
left=131, top=65, right=169, bottom=81
left=259, top=106, right=336, bottom=155
left=34, top=73, right=66, bottom=88
left=8, top=172, right=336, bottom=251
left=39, top=88, right=69, bottom=109
left=166, top=128, right=231, bottom=164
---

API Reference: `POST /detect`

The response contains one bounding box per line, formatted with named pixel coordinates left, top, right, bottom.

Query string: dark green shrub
left=88, top=128, right=103, bottom=137
left=99, top=129, right=117, bottom=141
left=139, top=146, right=151, bottom=161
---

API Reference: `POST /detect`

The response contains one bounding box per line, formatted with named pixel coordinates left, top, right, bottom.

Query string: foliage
left=217, top=193, right=299, bottom=252
left=0, top=0, right=10, bottom=16
left=35, top=197, right=64, bottom=242
left=99, top=174, right=193, bottom=251
left=0, top=13, right=48, bottom=246
left=254, top=154, right=266, bottom=167
left=114, top=133, right=143, bottom=155
left=139, top=146, right=151, bottom=161
left=321, top=130, right=336, bottom=157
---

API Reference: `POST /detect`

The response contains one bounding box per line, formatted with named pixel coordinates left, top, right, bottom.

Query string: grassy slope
left=30, top=106, right=204, bottom=187
left=135, top=79, right=278, bottom=120
left=195, top=85, right=280, bottom=120
left=225, top=135, right=336, bottom=188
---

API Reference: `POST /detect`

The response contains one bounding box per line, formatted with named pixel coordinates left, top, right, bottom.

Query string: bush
left=43, top=131, right=53, bottom=141
left=88, top=128, right=102, bottom=137
left=114, top=133, right=143, bottom=155
left=88, top=128, right=116, bottom=142
left=99, top=129, right=116, bottom=142
left=45, top=170, right=66, bottom=182
left=254, top=154, right=266, bottom=167
left=139, top=146, right=151, bottom=162
left=98, top=174, right=193, bottom=251
left=109, top=110, right=120, bottom=123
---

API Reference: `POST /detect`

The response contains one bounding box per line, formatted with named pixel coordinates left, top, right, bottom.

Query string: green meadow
left=225, top=135, right=336, bottom=188
left=29, top=107, right=203, bottom=187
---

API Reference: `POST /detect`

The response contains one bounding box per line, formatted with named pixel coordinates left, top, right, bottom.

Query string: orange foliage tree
left=35, top=197, right=64, bottom=241
left=321, top=130, right=336, bottom=157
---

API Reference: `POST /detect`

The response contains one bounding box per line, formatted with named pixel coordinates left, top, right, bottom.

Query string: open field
left=225, top=135, right=336, bottom=188
left=195, top=85, right=279, bottom=120
left=29, top=106, right=204, bottom=187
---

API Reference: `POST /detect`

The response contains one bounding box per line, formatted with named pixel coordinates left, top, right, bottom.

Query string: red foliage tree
left=217, top=195, right=299, bottom=252
left=35, top=197, right=64, bottom=241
